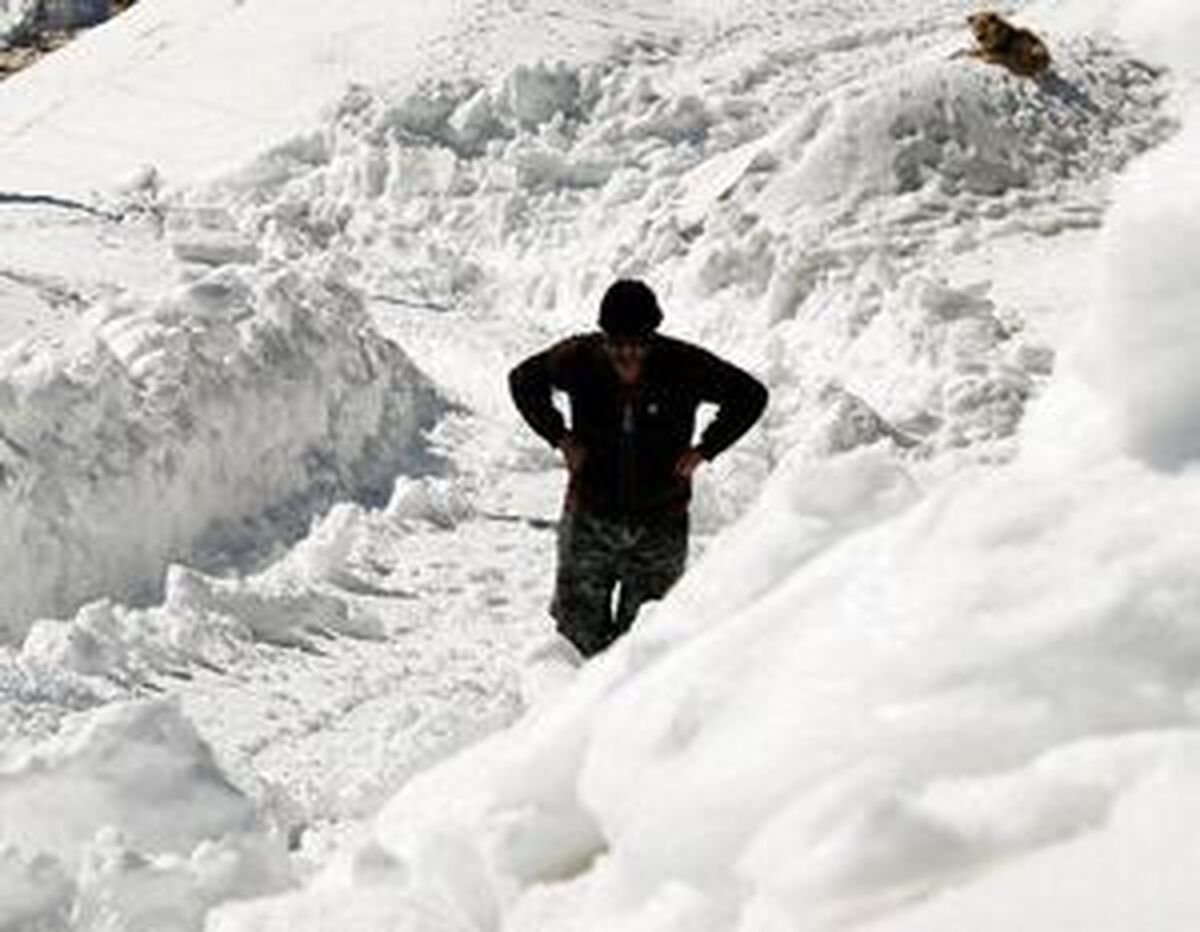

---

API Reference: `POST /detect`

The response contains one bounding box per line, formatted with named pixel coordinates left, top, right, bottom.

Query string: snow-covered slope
left=1, top=0, right=1198, bottom=928
left=0, top=0, right=683, bottom=197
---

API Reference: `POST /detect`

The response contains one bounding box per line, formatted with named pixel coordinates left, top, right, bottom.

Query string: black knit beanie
left=598, top=279, right=663, bottom=337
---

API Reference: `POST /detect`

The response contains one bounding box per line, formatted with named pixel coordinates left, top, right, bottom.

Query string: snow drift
left=344, top=454, right=1199, bottom=930
left=185, top=11, right=1168, bottom=530
left=1079, top=112, right=1200, bottom=467
left=14, top=474, right=480, bottom=687
left=0, top=698, right=288, bottom=930
left=0, top=264, right=440, bottom=642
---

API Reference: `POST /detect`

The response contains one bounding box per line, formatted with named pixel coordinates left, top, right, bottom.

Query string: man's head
left=599, top=279, right=662, bottom=339
left=598, top=279, right=661, bottom=385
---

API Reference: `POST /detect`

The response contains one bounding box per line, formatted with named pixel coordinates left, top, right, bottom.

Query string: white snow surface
left=1079, top=109, right=1200, bottom=466
left=0, top=263, right=440, bottom=640
left=0, top=0, right=1198, bottom=928
left=0, top=0, right=683, bottom=196
left=0, top=698, right=292, bottom=930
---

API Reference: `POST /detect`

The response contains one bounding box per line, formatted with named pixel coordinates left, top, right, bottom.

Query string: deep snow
left=0, top=0, right=1198, bottom=928
left=0, top=264, right=441, bottom=640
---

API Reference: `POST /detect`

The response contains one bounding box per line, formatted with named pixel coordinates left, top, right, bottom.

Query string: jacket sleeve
left=692, top=348, right=769, bottom=461
left=508, top=339, right=578, bottom=449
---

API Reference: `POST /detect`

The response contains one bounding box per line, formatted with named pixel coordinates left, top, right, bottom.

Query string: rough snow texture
left=0, top=265, right=439, bottom=641
left=16, top=475, right=491, bottom=688
left=0, top=0, right=683, bottom=194
left=286, top=453, right=1200, bottom=932
left=179, top=7, right=1169, bottom=534
left=0, top=698, right=289, bottom=930
left=0, top=466, right=553, bottom=927
left=208, top=3, right=1200, bottom=931
left=1, top=0, right=1199, bottom=929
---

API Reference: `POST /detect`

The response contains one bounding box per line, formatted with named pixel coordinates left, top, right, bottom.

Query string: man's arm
left=691, top=348, right=769, bottom=461
left=508, top=338, right=580, bottom=449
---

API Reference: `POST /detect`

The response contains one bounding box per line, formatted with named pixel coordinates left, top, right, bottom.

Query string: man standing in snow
left=509, top=279, right=768, bottom=657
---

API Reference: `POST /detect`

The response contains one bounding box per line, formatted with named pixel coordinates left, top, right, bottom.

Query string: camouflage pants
left=550, top=509, right=689, bottom=657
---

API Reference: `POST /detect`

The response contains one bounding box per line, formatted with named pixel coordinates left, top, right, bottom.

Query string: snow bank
left=767, top=271, right=1049, bottom=461
left=0, top=698, right=289, bottom=929
left=1080, top=116, right=1200, bottom=467
left=0, top=264, right=440, bottom=643
left=184, top=19, right=1168, bottom=542
left=576, top=460, right=1200, bottom=920
left=18, top=562, right=377, bottom=689
left=1022, top=0, right=1200, bottom=469
left=851, top=760, right=1200, bottom=932
left=751, top=48, right=1160, bottom=225
left=8, top=474, right=481, bottom=694
left=0, top=698, right=252, bottom=864
left=207, top=450, right=1200, bottom=932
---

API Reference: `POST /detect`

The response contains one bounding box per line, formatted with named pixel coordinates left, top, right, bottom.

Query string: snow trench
left=0, top=264, right=442, bottom=642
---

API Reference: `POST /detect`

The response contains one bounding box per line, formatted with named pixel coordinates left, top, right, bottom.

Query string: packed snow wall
left=0, top=265, right=441, bottom=643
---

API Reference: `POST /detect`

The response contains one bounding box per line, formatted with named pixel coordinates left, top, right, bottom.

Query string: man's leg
left=550, top=510, right=621, bottom=657
left=614, top=512, right=689, bottom=635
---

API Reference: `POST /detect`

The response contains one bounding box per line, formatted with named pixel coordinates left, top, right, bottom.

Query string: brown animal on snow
left=967, top=11, right=1051, bottom=79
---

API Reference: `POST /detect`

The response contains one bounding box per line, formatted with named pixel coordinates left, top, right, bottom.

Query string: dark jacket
left=509, top=333, right=768, bottom=517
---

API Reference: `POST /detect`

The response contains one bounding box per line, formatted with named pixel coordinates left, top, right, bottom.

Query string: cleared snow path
left=175, top=481, right=558, bottom=831
left=2, top=462, right=563, bottom=857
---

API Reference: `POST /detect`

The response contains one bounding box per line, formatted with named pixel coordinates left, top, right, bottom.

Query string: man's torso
left=554, top=334, right=704, bottom=516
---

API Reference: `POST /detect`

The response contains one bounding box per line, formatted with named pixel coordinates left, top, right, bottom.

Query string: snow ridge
left=0, top=263, right=440, bottom=641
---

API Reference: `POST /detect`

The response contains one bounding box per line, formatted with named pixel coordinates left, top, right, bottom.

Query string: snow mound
left=180, top=26, right=1169, bottom=516
left=1080, top=113, right=1200, bottom=467
left=0, top=263, right=441, bottom=642
left=19, top=560, right=381, bottom=689
left=385, top=476, right=476, bottom=530
left=0, top=698, right=289, bottom=930
left=753, top=39, right=1168, bottom=223
left=573, top=460, right=1200, bottom=911
left=0, top=698, right=253, bottom=864
left=765, top=270, right=1048, bottom=463
left=216, top=451, right=1200, bottom=931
